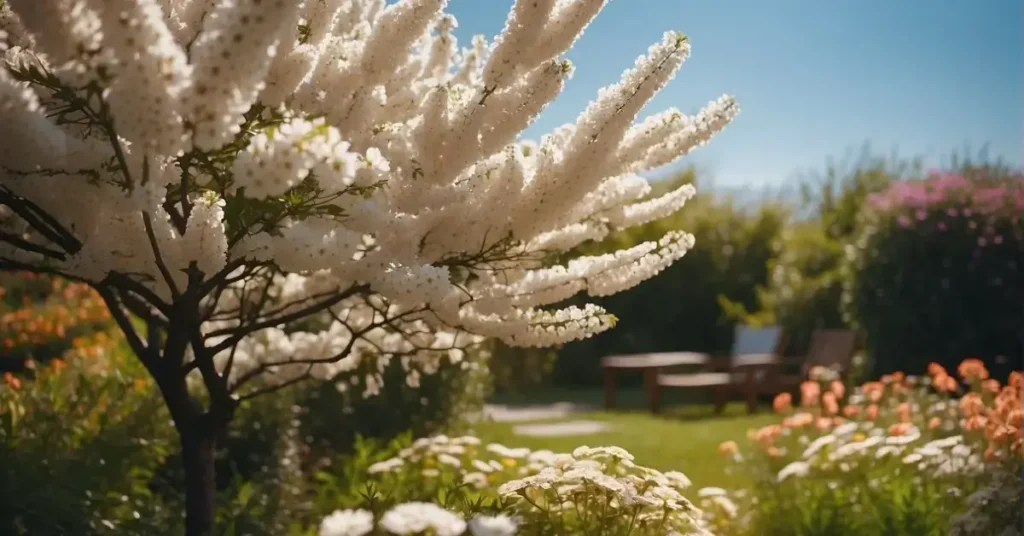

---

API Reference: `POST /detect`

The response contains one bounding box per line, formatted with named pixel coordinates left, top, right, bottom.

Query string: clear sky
left=446, top=0, right=1022, bottom=189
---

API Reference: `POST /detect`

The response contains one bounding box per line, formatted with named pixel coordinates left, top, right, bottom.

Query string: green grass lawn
left=471, top=387, right=779, bottom=490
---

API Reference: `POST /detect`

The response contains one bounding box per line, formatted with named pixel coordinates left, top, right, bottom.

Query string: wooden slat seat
left=658, top=372, right=730, bottom=387
left=602, top=352, right=710, bottom=369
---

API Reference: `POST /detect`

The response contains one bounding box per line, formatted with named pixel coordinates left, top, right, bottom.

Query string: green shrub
left=0, top=347, right=180, bottom=536
left=299, top=348, right=492, bottom=460
left=843, top=170, right=1024, bottom=379
left=728, top=148, right=906, bottom=359
left=487, top=340, right=558, bottom=394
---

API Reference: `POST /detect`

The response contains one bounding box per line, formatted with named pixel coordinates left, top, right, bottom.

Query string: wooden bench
left=601, top=352, right=710, bottom=411
left=657, top=353, right=779, bottom=414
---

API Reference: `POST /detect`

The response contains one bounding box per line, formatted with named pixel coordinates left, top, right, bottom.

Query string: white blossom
left=379, top=502, right=466, bottom=536
left=0, top=0, right=735, bottom=415
left=320, top=509, right=375, bottom=536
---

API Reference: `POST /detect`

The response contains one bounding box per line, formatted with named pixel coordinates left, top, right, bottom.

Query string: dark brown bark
left=181, top=421, right=218, bottom=536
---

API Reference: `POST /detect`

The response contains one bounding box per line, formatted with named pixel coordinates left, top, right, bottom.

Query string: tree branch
left=97, top=286, right=157, bottom=373
left=0, top=230, right=68, bottom=259
left=206, top=284, right=369, bottom=355
left=0, top=186, right=81, bottom=253
left=142, top=211, right=181, bottom=298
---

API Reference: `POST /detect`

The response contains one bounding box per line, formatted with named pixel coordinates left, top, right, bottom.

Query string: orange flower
left=1006, top=408, right=1022, bottom=428
left=718, top=440, right=739, bottom=457
left=986, top=423, right=1011, bottom=444
left=753, top=425, right=783, bottom=446
left=959, top=393, right=985, bottom=417
left=822, top=391, right=839, bottom=416
left=767, top=446, right=782, bottom=458
left=861, top=381, right=885, bottom=402
left=51, top=359, right=66, bottom=372
left=957, top=358, right=989, bottom=382
left=897, top=402, right=912, bottom=422
left=829, top=380, right=846, bottom=399
left=928, top=362, right=948, bottom=378
left=800, top=381, right=821, bottom=407
left=927, top=416, right=942, bottom=430
left=815, top=417, right=832, bottom=431
left=983, top=446, right=1000, bottom=462
left=3, top=372, right=20, bottom=390
left=932, top=373, right=958, bottom=393
left=773, top=392, right=793, bottom=414
left=888, top=422, right=913, bottom=436
left=963, top=415, right=988, bottom=432
left=865, top=404, right=879, bottom=421
left=842, top=405, right=861, bottom=418
left=1009, top=371, right=1022, bottom=390
left=981, top=379, right=1001, bottom=394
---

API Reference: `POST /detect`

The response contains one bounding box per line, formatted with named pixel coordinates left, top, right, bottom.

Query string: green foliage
left=488, top=340, right=558, bottom=393
left=299, top=349, right=492, bottom=460
left=0, top=349, right=179, bottom=536
left=552, top=169, right=788, bottom=386
left=728, top=147, right=907, bottom=357
left=843, top=170, right=1024, bottom=378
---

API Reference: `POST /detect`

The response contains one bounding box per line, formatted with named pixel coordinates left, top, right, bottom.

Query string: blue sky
left=446, top=0, right=1022, bottom=189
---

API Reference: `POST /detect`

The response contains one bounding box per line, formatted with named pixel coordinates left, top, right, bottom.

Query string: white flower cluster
left=777, top=423, right=986, bottom=483
left=319, top=505, right=514, bottom=536
left=362, top=434, right=710, bottom=534
left=0, top=0, right=736, bottom=387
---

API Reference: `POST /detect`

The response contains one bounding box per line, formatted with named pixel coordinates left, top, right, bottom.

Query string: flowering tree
left=0, top=0, right=736, bottom=533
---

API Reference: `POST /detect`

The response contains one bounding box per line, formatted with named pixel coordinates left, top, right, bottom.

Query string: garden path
left=482, top=402, right=610, bottom=437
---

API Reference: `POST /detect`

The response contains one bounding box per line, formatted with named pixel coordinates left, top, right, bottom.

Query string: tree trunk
left=181, top=423, right=218, bottom=536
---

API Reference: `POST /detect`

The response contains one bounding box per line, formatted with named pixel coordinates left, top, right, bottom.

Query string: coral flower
left=928, top=362, right=948, bottom=378
left=959, top=393, right=985, bottom=417
left=842, top=405, right=861, bottom=418
left=888, top=422, right=913, bottom=436
left=718, top=440, right=739, bottom=457
left=897, top=402, right=912, bottom=422
left=3, top=372, right=20, bottom=390
left=1009, top=371, right=1022, bottom=390
left=861, top=381, right=885, bottom=402
left=927, top=417, right=942, bottom=430
left=963, top=415, right=988, bottom=432
left=865, top=404, right=880, bottom=421
left=829, top=380, right=846, bottom=399
left=773, top=392, right=792, bottom=414
left=822, top=392, right=839, bottom=416
left=957, top=358, right=989, bottom=382
left=800, top=381, right=821, bottom=407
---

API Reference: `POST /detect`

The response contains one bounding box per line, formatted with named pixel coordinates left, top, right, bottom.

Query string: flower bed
left=705, top=361, right=1022, bottom=536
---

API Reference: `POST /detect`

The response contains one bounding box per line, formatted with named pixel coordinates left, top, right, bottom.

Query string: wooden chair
left=654, top=325, right=785, bottom=414
left=765, top=329, right=858, bottom=393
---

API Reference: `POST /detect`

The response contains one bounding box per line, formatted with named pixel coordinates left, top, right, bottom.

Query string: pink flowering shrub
left=843, top=169, right=1024, bottom=379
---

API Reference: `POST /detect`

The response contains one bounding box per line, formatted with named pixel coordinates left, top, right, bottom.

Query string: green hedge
left=843, top=170, right=1024, bottom=379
